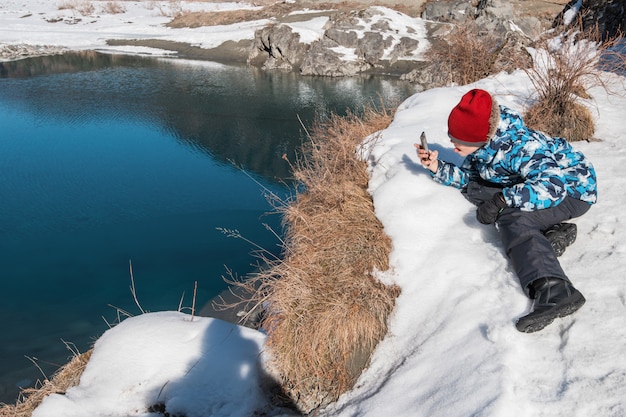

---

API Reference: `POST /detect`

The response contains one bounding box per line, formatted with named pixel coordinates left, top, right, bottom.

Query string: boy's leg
left=496, top=197, right=591, bottom=295
left=463, top=182, right=592, bottom=331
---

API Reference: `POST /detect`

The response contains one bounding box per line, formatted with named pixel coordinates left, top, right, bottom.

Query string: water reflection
left=0, top=50, right=137, bottom=78
left=1, top=52, right=414, bottom=181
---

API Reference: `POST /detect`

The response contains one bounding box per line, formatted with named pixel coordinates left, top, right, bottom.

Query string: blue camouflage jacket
left=432, top=106, right=597, bottom=211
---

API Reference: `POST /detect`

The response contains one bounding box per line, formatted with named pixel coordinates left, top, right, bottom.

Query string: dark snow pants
left=462, top=182, right=591, bottom=298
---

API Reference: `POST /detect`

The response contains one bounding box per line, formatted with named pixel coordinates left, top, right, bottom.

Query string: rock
left=400, top=14, right=535, bottom=90
left=493, top=30, right=533, bottom=74
left=389, top=37, right=420, bottom=64
left=421, top=0, right=477, bottom=22
left=325, top=27, right=359, bottom=48
left=296, top=6, right=426, bottom=76
left=287, top=0, right=562, bottom=86
left=584, top=0, right=626, bottom=40
left=248, top=24, right=307, bottom=70
left=37, top=0, right=607, bottom=82
left=400, top=63, right=446, bottom=90
left=554, top=0, right=626, bottom=40
left=356, top=31, right=391, bottom=64
left=476, top=0, right=515, bottom=21
left=300, top=41, right=370, bottom=76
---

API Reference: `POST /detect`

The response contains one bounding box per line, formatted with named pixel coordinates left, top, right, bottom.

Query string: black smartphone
left=420, top=131, right=429, bottom=154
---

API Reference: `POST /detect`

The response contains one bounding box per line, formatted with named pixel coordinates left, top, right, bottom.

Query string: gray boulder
left=421, top=0, right=477, bottom=22
left=251, top=6, right=426, bottom=77
left=301, top=7, right=426, bottom=76
left=248, top=24, right=307, bottom=70
left=389, top=37, right=420, bottom=64
left=325, top=27, right=359, bottom=48
left=300, top=41, right=370, bottom=76
left=356, top=32, right=391, bottom=64
left=554, top=0, right=626, bottom=40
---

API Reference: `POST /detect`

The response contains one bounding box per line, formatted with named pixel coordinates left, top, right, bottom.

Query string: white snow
left=0, top=1, right=427, bottom=60
left=284, top=16, right=329, bottom=44
left=0, top=0, right=274, bottom=55
left=32, top=312, right=269, bottom=417
left=328, top=77, right=626, bottom=417
left=2, top=2, right=625, bottom=417
left=323, top=5, right=430, bottom=63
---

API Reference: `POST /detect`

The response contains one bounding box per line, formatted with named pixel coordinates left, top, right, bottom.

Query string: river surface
left=0, top=51, right=417, bottom=403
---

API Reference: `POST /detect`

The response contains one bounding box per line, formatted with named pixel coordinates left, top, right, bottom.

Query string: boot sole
left=561, top=223, right=577, bottom=246
left=545, top=223, right=577, bottom=257
left=515, top=291, right=586, bottom=333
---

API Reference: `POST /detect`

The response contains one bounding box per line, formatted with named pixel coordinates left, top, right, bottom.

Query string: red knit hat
left=448, top=89, right=493, bottom=146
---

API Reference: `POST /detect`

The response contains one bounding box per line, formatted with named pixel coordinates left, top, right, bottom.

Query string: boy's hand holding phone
left=415, top=131, right=438, bottom=173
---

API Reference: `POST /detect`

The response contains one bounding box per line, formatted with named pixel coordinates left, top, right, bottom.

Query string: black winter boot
left=543, top=223, right=577, bottom=257
left=516, top=277, right=586, bottom=333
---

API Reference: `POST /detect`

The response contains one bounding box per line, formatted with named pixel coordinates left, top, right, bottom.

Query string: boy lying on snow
left=415, top=89, right=597, bottom=333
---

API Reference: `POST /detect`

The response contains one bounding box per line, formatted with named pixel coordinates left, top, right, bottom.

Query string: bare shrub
left=101, top=1, right=126, bottom=15
left=168, top=0, right=184, bottom=17
left=0, top=350, right=92, bottom=417
left=57, top=0, right=95, bottom=16
left=147, top=0, right=184, bottom=18
left=525, top=98, right=595, bottom=143
left=425, top=21, right=504, bottom=86
left=523, top=23, right=624, bottom=141
left=233, top=106, right=400, bottom=413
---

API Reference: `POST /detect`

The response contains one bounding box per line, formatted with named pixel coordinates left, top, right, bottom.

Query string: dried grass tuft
left=57, top=0, right=95, bottom=16
left=523, top=21, right=625, bottom=141
left=234, top=106, right=400, bottom=413
left=101, top=2, right=126, bottom=15
left=524, top=98, right=595, bottom=143
left=424, top=20, right=512, bottom=86
left=0, top=350, right=92, bottom=417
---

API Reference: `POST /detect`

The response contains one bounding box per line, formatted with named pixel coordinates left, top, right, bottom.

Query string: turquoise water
left=0, top=52, right=416, bottom=402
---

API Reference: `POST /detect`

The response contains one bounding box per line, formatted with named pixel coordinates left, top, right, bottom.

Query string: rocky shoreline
left=0, top=44, right=70, bottom=61
left=3, top=0, right=623, bottom=79
left=1, top=0, right=566, bottom=77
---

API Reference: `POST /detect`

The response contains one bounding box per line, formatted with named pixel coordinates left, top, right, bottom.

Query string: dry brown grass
left=101, top=1, right=126, bottom=15
left=57, top=0, right=95, bottom=16
left=0, top=350, right=92, bottom=417
left=523, top=23, right=624, bottom=141
left=166, top=1, right=412, bottom=28
left=167, top=1, right=343, bottom=28
left=232, top=106, right=400, bottom=413
left=524, top=96, right=595, bottom=142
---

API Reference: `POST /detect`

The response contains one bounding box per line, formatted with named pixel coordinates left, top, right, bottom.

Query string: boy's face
left=451, top=141, right=481, bottom=157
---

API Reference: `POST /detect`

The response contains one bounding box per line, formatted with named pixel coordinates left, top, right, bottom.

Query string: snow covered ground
left=0, top=0, right=311, bottom=57
left=0, top=0, right=428, bottom=60
left=2, top=1, right=625, bottom=416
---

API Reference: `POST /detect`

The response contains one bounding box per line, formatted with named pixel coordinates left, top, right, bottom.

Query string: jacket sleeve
left=501, top=145, right=568, bottom=210
left=430, top=159, right=479, bottom=190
